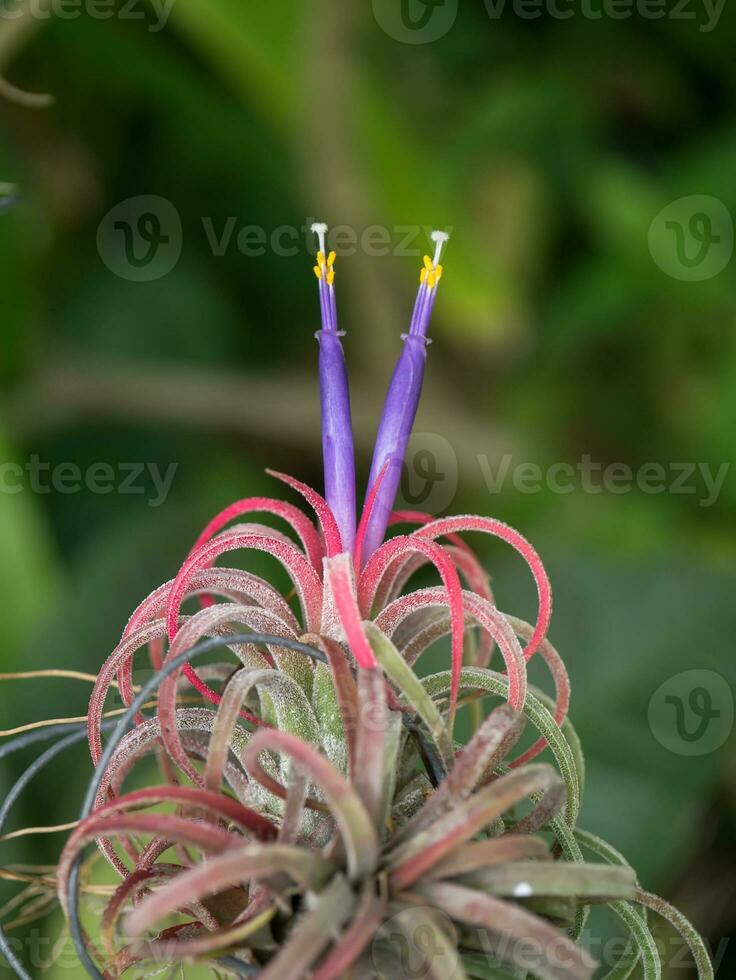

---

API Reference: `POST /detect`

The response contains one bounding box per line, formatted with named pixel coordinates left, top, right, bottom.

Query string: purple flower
left=309, top=224, right=448, bottom=562
left=312, top=223, right=356, bottom=554
left=360, top=230, right=449, bottom=563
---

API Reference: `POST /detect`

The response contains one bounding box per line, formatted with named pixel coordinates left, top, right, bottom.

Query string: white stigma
left=430, top=229, right=450, bottom=267
left=311, top=221, right=328, bottom=257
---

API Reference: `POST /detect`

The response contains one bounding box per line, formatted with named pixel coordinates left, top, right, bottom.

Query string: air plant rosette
left=0, top=225, right=714, bottom=979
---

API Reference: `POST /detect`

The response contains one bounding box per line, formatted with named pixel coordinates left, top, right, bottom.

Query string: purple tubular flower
left=361, top=231, right=450, bottom=563
left=312, top=223, right=356, bottom=554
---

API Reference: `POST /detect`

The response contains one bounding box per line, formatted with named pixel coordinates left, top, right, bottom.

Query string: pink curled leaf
left=101, top=865, right=180, bottom=956
left=378, top=596, right=567, bottom=764
left=124, top=567, right=300, bottom=638
left=310, top=881, right=386, bottom=980
left=414, top=514, right=552, bottom=661
left=189, top=495, right=324, bottom=570
left=166, top=533, right=323, bottom=642
left=327, top=554, right=377, bottom=670
left=266, top=469, right=343, bottom=558
left=90, top=785, right=277, bottom=840
left=88, top=619, right=168, bottom=766
left=163, top=533, right=323, bottom=709
left=57, top=813, right=241, bottom=916
left=202, top=665, right=318, bottom=794
left=418, top=882, right=595, bottom=980
left=353, top=459, right=390, bottom=572
left=243, top=728, right=380, bottom=881
left=389, top=509, right=470, bottom=551
left=124, top=843, right=332, bottom=939
left=158, top=602, right=307, bottom=779
left=503, top=613, right=570, bottom=767
left=373, top=586, right=527, bottom=713
left=422, top=836, right=551, bottom=881
left=352, top=667, right=387, bottom=826
left=388, top=764, right=564, bottom=890
left=359, top=536, right=465, bottom=727
left=117, top=567, right=299, bottom=717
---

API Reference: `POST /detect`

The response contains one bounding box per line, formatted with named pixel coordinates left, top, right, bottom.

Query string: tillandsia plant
left=0, top=225, right=715, bottom=980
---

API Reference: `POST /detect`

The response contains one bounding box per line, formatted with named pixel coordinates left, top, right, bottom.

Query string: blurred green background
left=1, top=0, right=735, bottom=976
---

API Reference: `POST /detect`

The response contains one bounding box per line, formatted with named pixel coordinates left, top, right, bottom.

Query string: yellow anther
left=327, top=251, right=336, bottom=267
left=317, top=250, right=326, bottom=267
left=435, top=264, right=443, bottom=280
left=423, top=255, right=434, bottom=272
left=420, top=267, right=427, bottom=284
left=427, top=270, right=437, bottom=289
left=326, top=268, right=335, bottom=286
left=313, top=265, right=323, bottom=280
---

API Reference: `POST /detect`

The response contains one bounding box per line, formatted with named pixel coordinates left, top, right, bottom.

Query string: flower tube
left=360, top=230, right=449, bottom=563
left=311, top=222, right=356, bottom=554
